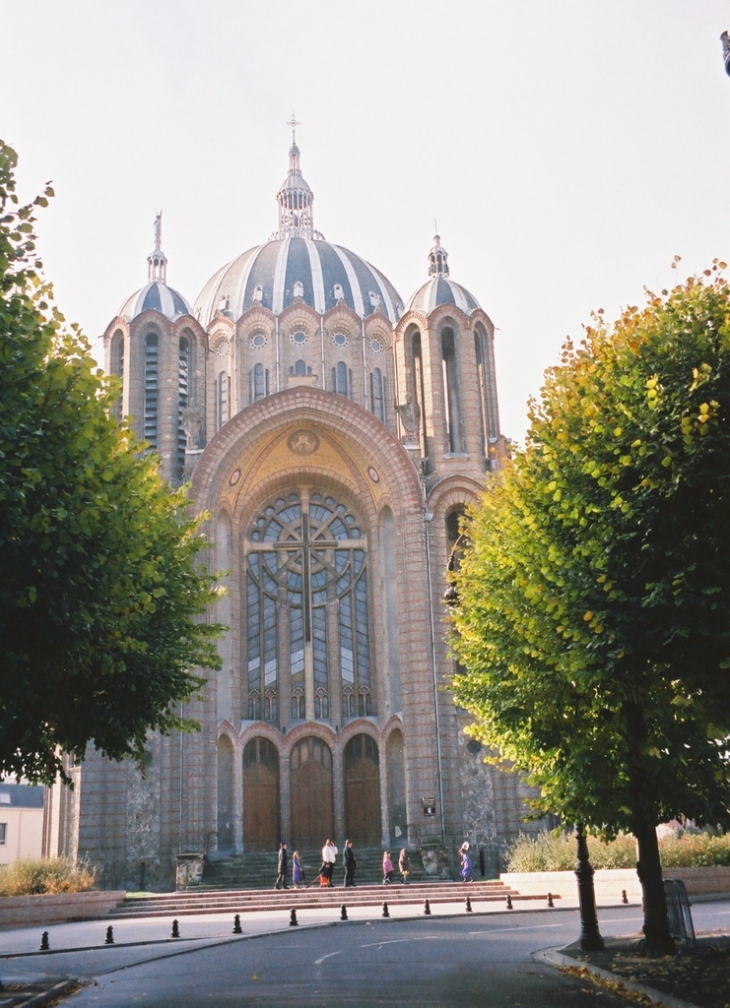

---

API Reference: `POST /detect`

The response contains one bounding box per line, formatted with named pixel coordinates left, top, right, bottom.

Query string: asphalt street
left=5, top=902, right=725, bottom=1008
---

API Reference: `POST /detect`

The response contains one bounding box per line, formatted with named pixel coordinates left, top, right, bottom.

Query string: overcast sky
left=3, top=1, right=730, bottom=443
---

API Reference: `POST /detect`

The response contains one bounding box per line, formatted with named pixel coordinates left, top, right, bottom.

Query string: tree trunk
left=633, top=812, right=675, bottom=956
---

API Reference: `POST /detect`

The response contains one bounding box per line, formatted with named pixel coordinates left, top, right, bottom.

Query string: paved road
left=3, top=902, right=728, bottom=1006
left=13, top=907, right=647, bottom=1007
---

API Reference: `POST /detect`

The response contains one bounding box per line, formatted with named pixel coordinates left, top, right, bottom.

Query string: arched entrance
left=290, top=736, right=334, bottom=849
left=344, top=734, right=381, bottom=846
left=243, top=737, right=280, bottom=851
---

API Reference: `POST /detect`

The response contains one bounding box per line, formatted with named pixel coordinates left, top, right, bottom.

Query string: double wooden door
left=344, top=734, right=381, bottom=845
left=243, top=737, right=280, bottom=851
left=290, top=736, right=334, bottom=849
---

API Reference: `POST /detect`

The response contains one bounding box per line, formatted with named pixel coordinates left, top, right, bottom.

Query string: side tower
left=103, top=216, right=207, bottom=486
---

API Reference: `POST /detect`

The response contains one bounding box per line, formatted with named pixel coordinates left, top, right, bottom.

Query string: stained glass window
left=244, top=490, right=372, bottom=725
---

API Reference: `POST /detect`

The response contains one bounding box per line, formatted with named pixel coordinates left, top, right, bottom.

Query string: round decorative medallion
left=333, top=332, right=348, bottom=346
left=215, top=340, right=230, bottom=357
left=250, top=332, right=267, bottom=348
left=291, top=330, right=308, bottom=344
left=367, top=466, right=380, bottom=483
left=229, top=468, right=241, bottom=486
left=287, top=430, right=320, bottom=455
left=369, top=338, right=383, bottom=354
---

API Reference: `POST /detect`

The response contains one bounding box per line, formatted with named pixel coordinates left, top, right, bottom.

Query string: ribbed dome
left=194, top=237, right=404, bottom=328
left=119, top=281, right=192, bottom=322
left=405, top=275, right=480, bottom=316
left=405, top=235, right=480, bottom=316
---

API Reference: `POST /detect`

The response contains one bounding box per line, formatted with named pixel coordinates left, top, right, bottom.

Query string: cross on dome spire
left=287, top=113, right=301, bottom=145
left=148, top=211, right=167, bottom=283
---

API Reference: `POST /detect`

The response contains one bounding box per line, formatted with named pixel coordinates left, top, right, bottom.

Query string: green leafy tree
left=0, top=140, right=222, bottom=785
left=451, top=266, right=730, bottom=955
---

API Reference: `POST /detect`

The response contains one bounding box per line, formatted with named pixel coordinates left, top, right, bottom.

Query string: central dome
left=194, top=139, right=403, bottom=328
left=194, top=237, right=403, bottom=327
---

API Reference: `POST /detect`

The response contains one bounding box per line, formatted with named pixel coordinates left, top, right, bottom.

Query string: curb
left=534, top=946, right=702, bottom=1008
left=9, top=977, right=85, bottom=1008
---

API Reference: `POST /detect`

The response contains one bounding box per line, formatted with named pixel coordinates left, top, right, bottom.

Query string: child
left=382, top=850, right=394, bottom=885
left=292, top=850, right=304, bottom=888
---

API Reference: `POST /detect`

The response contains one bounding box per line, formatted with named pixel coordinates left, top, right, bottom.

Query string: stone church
left=46, top=136, right=541, bottom=890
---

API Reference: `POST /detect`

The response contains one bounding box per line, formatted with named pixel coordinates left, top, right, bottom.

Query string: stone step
left=107, top=881, right=558, bottom=919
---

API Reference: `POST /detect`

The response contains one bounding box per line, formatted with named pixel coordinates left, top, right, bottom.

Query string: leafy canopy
left=451, top=267, right=730, bottom=837
left=0, top=140, right=223, bottom=784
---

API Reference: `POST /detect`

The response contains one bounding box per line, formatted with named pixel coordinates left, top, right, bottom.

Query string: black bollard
left=171, top=919, right=180, bottom=938
left=465, top=896, right=473, bottom=913
left=233, top=914, right=242, bottom=934
left=105, top=925, right=115, bottom=945
left=382, top=901, right=390, bottom=918
left=621, top=889, right=628, bottom=905
left=40, top=931, right=50, bottom=951
left=423, top=899, right=431, bottom=916
left=547, top=892, right=554, bottom=908
left=506, top=893, right=513, bottom=910
left=289, top=908, right=298, bottom=927
left=340, top=904, right=348, bottom=921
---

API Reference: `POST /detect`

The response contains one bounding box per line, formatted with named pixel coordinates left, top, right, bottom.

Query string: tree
left=450, top=266, right=730, bottom=955
left=0, top=139, right=222, bottom=785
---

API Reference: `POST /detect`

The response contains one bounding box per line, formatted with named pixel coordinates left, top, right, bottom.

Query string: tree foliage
left=0, top=140, right=222, bottom=784
left=451, top=267, right=730, bottom=952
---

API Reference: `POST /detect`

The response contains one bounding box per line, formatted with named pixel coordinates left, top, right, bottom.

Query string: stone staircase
left=201, top=847, right=428, bottom=891
left=108, top=877, right=557, bottom=921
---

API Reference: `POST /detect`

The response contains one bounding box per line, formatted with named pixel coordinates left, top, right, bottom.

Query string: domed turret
left=405, top=236, right=480, bottom=316
left=119, top=213, right=192, bottom=321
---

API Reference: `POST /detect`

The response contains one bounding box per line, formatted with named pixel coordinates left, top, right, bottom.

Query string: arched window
left=245, top=491, right=372, bottom=727
left=294, top=359, right=307, bottom=376
left=110, top=329, right=124, bottom=421
left=441, top=327, right=465, bottom=453
left=250, top=362, right=270, bottom=404
left=370, top=367, right=385, bottom=422
left=474, top=329, right=488, bottom=461
left=217, top=371, right=229, bottom=430
left=176, top=337, right=190, bottom=483
left=331, top=361, right=350, bottom=398
left=144, top=332, right=159, bottom=452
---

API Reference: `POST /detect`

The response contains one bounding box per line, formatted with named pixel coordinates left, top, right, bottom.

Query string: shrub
left=505, top=830, right=730, bottom=871
left=0, top=857, right=97, bottom=896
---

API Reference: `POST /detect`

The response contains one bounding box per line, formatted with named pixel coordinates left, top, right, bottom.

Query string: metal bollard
left=289, top=908, right=298, bottom=927
left=105, top=925, right=115, bottom=945
left=423, top=899, right=431, bottom=916
left=465, top=896, right=472, bottom=913
left=233, top=914, right=242, bottom=934
left=622, top=889, right=628, bottom=904
left=171, top=919, right=180, bottom=938
left=40, top=931, right=50, bottom=951
left=382, top=901, right=390, bottom=918
left=506, top=893, right=513, bottom=910
left=547, top=892, right=554, bottom=908
left=340, top=904, right=348, bottom=921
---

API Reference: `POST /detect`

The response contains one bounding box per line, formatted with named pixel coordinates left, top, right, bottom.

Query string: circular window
left=292, top=331, right=308, bottom=344
left=333, top=332, right=348, bottom=347
left=215, top=340, right=230, bottom=358
left=251, top=333, right=266, bottom=348
left=370, top=339, right=383, bottom=354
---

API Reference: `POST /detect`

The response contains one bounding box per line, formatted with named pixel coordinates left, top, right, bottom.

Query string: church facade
left=49, top=139, right=541, bottom=890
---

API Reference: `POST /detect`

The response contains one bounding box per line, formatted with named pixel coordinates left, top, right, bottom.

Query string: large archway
left=290, top=736, right=334, bottom=849
left=243, top=737, right=280, bottom=851
left=344, top=733, right=381, bottom=846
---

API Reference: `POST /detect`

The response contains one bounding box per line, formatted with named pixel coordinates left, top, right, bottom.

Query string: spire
left=428, top=234, right=449, bottom=278
left=147, top=211, right=168, bottom=283
left=271, top=117, right=324, bottom=241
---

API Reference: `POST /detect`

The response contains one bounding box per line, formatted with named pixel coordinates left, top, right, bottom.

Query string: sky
left=2, top=0, right=730, bottom=444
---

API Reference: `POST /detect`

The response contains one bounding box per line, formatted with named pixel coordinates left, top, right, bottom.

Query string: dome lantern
left=428, top=235, right=450, bottom=278
left=271, top=116, right=324, bottom=241
left=148, top=212, right=168, bottom=284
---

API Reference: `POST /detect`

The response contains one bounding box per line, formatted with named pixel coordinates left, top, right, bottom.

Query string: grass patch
left=506, top=830, right=730, bottom=871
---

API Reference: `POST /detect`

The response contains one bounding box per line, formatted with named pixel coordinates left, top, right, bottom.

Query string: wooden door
left=290, top=736, right=334, bottom=849
left=243, top=738, right=280, bottom=851
left=344, top=734, right=381, bottom=845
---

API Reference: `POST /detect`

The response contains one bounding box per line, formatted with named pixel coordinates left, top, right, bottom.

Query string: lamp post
left=575, top=823, right=605, bottom=950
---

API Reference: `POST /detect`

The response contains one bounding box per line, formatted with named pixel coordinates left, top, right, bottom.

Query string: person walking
left=343, top=839, right=357, bottom=887
left=292, top=850, right=304, bottom=888
left=398, top=847, right=411, bottom=884
left=274, top=842, right=288, bottom=889
left=320, top=838, right=338, bottom=886
left=382, top=850, right=394, bottom=885
left=459, top=842, right=473, bottom=883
